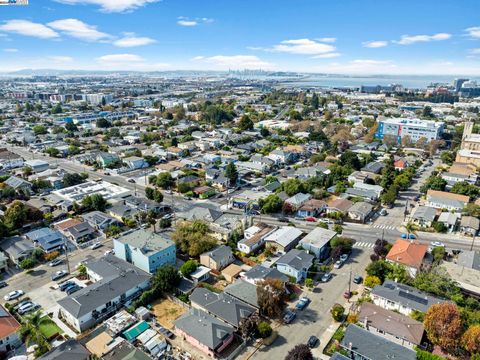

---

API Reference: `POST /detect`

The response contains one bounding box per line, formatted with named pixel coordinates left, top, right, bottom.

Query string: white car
left=18, top=302, right=39, bottom=315
left=430, top=241, right=445, bottom=248
left=104, top=249, right=115, bottom=256
left=90, top=243, right=102, bottom=250
left=4, top=290, right=24, bottom=301
left=334, top=260, right=344, bottom=269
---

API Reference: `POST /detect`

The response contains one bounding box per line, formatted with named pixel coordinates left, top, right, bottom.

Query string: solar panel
left=399, top=290, right=428, bottom=305
left=384, top=283, right=396, bottom=290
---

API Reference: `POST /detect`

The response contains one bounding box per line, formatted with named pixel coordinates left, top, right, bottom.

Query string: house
left=371, top=280, right=447, bottom=316
left=394, top=159, right=409, bottom=170
left=25, top=227, right=65, bottom=253
left=386, top=239, right=429, bottom=276
left=58, top=255, right=151, bottom=332
left=426, top=189, right=469, bottom=211
left=0, top=252, right=7, bottom=272
left=4, top=176, right=33, bottom=194
left=267, top=149, right=295, bottom=164
left=442, top=261, right=480, bottom=299
left=96, top=152, right=120, bottom=168
left=24, top=159, right=50, bottom=173
left=177, top=206, right=222, bottom=223
left=460, top=216, right=480, bottom=236
left=224, top=279, right=259, bottom=309
left=410, top=206, right=437, bottom=227
left=358, top=302, right=425, bottom=349
left=221, top=264, right=243, bottom=283
left=190, top=287, right=256, bottom=328
left=193, top=185, right=216, bottom=199
left=190, top=265, right=212, bottom=284
left=327, top=198, right=354, bottom=215
left=437, top=212, right=460, bottom=233
left=237, top=223, right=275, bottom=255
left=123, top=156, right=147, bottom=170
left=0, top=236, right=34, bottom=264
left=296, top=199, right=327, bottom=218
left=113, top=229, right=176, bottom=274
left=241, top=265, right=289, bottom=285
left=299, top=227, right=337, bottom=260
left=174, top=308, right=235, bottom=358
left=361, top=161, right=385, bottom=174
left=263, top=226, right=304, bottom=253
left=275, top=249, right=314, bottom=283
left=200, top=245, right=235, bottom=271
left=347, top=201, right=374, bottom=223
left=81, top=210, right=121, bottom=231
left=284, top=193, right=312, bottom=211
left=101, top=341, right=151, bottom=360
left=54, top=218, right=96, bottom=244
left=340, top=324, right=416, bottom=360
left=38, top=339, right=90, bottom=360
left=0, top=305, right=21, bottom=353
left=345, top=187, right=379, bottom=201
left=457, top=250, right=480, bottom=270
left=353, top=182, right=383, bottom=198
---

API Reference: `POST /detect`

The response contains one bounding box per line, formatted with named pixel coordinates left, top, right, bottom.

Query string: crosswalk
left=372, top=224, right=398, bottom=231
left=353, top=241, right=375, bottom=248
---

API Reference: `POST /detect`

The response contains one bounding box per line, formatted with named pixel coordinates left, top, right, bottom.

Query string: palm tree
left=403, top=222, right=417, bottom=240
left=19, top=311, right=50, bottom=357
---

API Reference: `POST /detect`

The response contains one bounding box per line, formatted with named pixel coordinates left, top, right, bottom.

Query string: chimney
left=364, top=316, right=368, bottom=330
left=348, top=342, right=353, bottom=350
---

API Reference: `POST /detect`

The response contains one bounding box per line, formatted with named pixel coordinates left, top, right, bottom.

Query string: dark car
left=278, top=217, right=289, bottom=223
left=307, top=335, right=319, bottom=348
left=66, top=285, right=81, bottom=295
left=295, top=297, right=311, bottom=311
left=283, top=310, right=296, bottom=324
left=353, top=275, right=363, bottom=284
left=0, top=281, right=7, bottom=289
left=59, top=281, right=74, bottom=291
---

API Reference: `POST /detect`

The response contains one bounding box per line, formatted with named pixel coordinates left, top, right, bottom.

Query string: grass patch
left=199, top=282, right=222, bottom=294
left=38, top=316, right=63, bottom=339
left=323, top=326, right=346, bottom=356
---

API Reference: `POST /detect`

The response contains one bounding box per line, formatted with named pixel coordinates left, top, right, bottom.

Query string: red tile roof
left=386, top=239, right=428, bottom=269
left=0, top=306, right=20, bottom=339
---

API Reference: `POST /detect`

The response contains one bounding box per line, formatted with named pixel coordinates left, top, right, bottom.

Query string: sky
left=0, top=0, right=480, bottom=75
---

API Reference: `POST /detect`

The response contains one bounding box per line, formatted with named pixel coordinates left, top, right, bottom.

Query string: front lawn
left=38, top=316, right=63, bottom=339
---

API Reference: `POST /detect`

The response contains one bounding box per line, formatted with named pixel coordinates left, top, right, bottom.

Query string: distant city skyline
left=0, top=0, right=480, bottom=75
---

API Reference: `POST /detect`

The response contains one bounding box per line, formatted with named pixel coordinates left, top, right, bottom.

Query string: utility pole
left=347, top=266, right=352, bottom=302
left=470, top=234, right=476, bottom=251
left=63, top=238, right=71, bottom=274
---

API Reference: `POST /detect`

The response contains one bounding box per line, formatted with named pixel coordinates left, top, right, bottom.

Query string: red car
left=304, top=216, right=317, bottom=222
left=343, top=291, right=352, bottom=299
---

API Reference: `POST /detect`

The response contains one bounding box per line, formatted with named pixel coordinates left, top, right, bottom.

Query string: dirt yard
left=152, top=298, right=188, bottom=329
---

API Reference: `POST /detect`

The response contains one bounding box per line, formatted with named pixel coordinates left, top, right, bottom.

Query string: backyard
left=151, top=298, right=188, bottom=329
left=38, top=316, right=63, bottom=340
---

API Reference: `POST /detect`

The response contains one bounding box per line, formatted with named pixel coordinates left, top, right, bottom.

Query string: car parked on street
left=59, top=281, right=74, bottom=291
left=334, top=260, right=344, bottom=269
left=353, top=275, right=363, bottom=284
left=18, top=302, right=40, bottom=315
left=0, top=281, right=7, bottom=289
left=401, top=233, right=416, bottom=239
left=90, top=242, right=102, bottom=250
left=4, top=290, right=24, bottom=301
left=340, top=254, right=349, bottom=262
left=66, top=285, right=82, bottom=295
left=51, top=270, right=68, bottom=281
left=295, top=297, right=311, bottom=311
left=283, top=309, right=296, bottom=324
left=307, top=335, right=319, bottom=348
left=49, top=258, right=63, bottom=267
left=321, top=272, right=332, bottom=282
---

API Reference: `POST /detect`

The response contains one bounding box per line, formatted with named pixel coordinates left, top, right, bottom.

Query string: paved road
left=246, top=248, right=372, bottom=360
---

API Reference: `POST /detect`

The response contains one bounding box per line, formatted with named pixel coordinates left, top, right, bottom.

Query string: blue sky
left=0, top=0, right=480, bottom=74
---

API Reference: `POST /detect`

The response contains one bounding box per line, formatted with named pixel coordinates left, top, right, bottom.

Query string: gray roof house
left=25, top=227, right=65, bottom=253
left=276, top=249, right=314, bottom=283
left=81, top=210, right=120, bottom=231
left=241, top=265, right=289, bottom=285
left=38, top=339, right=89, bottom=360
left=411, top=206, right=437, bottom=227
left=299, top=227, right=337, bottom=260
left=460, top=216, right=480, bottom=236
left=340, top=325, right=416, bottom=360
left=173, top=308, right=235, bottom=358
left=457, top=250, right=480, bottom=271
left=0, top=235, right=34, bottom=264
left=4, top=176, right=32, bottom=194
left=58, top=255, right=151, bottom=332
left=284, top=193, right=312, bottom=210
left=345, top=187, right=378, bottom=201
left=263, top=226, right=304, bottom=252
left=190, top=287, right=256, bottom=328
left=224, top=279, right=259, bottom=309
left=200, top=245, right=235, bottom=271
left=371, top=280, right=447, bottom=316
left=347, top=201, right=374, bottom=223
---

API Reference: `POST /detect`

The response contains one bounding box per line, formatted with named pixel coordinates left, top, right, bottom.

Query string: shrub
left=347, top=314, right=358, bottom=324
left=180, top=260, right=198, bottom=277
left=363, top=275, right=381, bottom=288
left=256, top=321, right=272, bottom=338
left=44, top=251, right=60, bottom=261
left=20, top=258, right=36, bottom=270
left=305, top=278, right=314, bottom=289
left=331, top=304, right=345, bottom=321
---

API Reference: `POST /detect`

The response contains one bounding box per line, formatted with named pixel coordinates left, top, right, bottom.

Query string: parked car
left=353, top=275, right=363, bottom=284
left=321, top=272, right=332, bottom=283
left=343, top=291, right=352, bottom=299
left=59, top=281, right=74, bottom=291
left=66, top=285, right=81, bottom=295
left=295, top=297, right=311, bottom=311
left=63, top=283, right=78, bottom=293
left=307, top=335, right=319, bottom=348
left=283, top=309, right=296, bottom=324
left=430, top=241, right=445, bottom=248
left=340, top=254, right=349, bottom=262
left=401, top=233, right=416, bottom=239
left=127, top=178, right=136, bottom=183
left=51, top=270, right=68, bottom=281
left=49, top=258, right=63, bottom=267
left=379, top=208, right=388, bottom=216
left=304, top=216, right=316, bottom=222
left=18, top=302, right=40, bottom=315
left=90, top=242, right=102, bottom=250
left=278, top=217, right=289, bottom=223
left=104, top=249, right=115, bottom=256
left=0, top=281, right=7, bottom=289
left=4, top=290, right=24, bottom=301
left=334, top=260, right=344, bottom=269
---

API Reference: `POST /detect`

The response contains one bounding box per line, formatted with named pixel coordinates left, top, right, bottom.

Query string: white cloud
left=48, top=19, right=111, bottom=42
left=3, top=48, right=18, bottom=52
left=316, top=37, right=336, bottom=43
left=312, top=52, right=341, bottom=59
left=0, top=20, right=59, bottom=39
left=465, top=27, right=480, bottom=39
left=362, top=40, right=388, bottom=48
left=97, top=53, right=144, bottom=63
left=177, top=17, right=213, bottom=27
left=396, top=33, right=451, bottom=45
left=191, top=55, right=274, bottom=70
left=469, top=48, right=480, bottom=54
left=270, top=38, right=336, bottom=55
left=48, top=55, right=74, bottom=63
left=113, top=33, right=156, bottom=47
left=317, top=59, right=396, bottom=74
left=54, top=0, right=159, bottom=13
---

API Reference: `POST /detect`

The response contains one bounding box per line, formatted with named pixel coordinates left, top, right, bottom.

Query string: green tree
left=171, top=220, right=217, bottom=257
left=51, top=103, right=63, bottom=114
left=305, top=278, right=314, bottom=289
left=380, top=155, right=396, bottom=188
left=256, top=321, right=272, bottom=338
left=331, top=304, right=345, bottom=321
left=62, top=173, right=86, bottom=187
left=310, top=93, right=319, bottom=109
left=224, top=162, right=238, bottom=187
left=96, top=118, right=111, bottom=128
left=4, top=200, right=27, bottom=229
left=19, top=311, right=50, bottom=356
left=282, top=178, right=304, bottom=196
left=45, top=147, right=60, bottom=157
left=366, top=260, right=392, bottom=282
left=340, top=150, right=361, bottom=170
left=82, top=194, right=107, bottom=212
left=180, top=260, right=198, bottom=277
left=364, top=275, right=381, bottom=288
left=450, top=181, right=479, bottom=197
left=20, top=258, right=36, bottom=270
left=156, top=173, right=174, bottom=189
left=422, top=105, right=434, bottom=118
left=32, top=125, right=47, bottom=135
left=420, top=174, right=447, bottom=193
left=238, top=115, right=254, bottom=131
left=259, top=194, right=283, bottom=214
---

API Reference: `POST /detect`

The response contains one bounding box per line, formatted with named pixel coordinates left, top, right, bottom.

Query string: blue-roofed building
left=25, top=227, right=65, bottom=253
